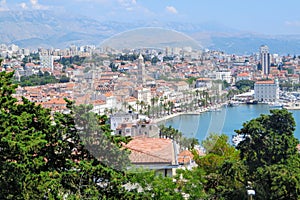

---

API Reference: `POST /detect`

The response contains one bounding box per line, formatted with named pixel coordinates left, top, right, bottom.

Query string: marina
left=164, top=104, right=300, bottom=143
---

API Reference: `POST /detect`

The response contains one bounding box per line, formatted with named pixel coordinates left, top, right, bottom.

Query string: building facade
left=40, top=55, right=54, bottom=71
left=215, top=70, right=232, bottom=84
left=137, top=54, right=146, bottom=86
left=254, top=79, right=279, bottom=102
left=260, top=45, right=270, bottom=75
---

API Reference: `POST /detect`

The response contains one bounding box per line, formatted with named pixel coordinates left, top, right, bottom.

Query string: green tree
left=175, top=167, right=207, bottom=199
left=236, top=109, right=300, bottom=200
left=235, top=80, right=255, bottom=91
left=128, top=169, right=183, bottom=200
left=0, top=71, right=133, bottom=199
left=194, top=133, right=246, bottom=199
left=186, top=77, right=197, bottom=88
left=236, top=109, right=298, bottom=172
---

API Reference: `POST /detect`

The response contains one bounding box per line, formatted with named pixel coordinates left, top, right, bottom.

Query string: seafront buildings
left=2, top=43, right=300, bottom=112
left=2, top=42, right=300, bottom=175
left=254, top=79, right=280, bottom=102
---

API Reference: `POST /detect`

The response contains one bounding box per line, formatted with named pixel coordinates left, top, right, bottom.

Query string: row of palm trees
left=159, top=125, right=199, bottom=150
left=119, top=89, right=229, bottom=118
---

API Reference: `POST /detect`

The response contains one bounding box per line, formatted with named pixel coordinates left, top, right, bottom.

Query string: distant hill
left=1, top=10, right=300, bottom=55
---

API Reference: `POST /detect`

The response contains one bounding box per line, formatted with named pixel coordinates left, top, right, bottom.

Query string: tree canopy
left=236, top=109, right=300, bottom=199
left=235, top=80, right=255, bottom=92
left=0, top=71, right=133, bottom=199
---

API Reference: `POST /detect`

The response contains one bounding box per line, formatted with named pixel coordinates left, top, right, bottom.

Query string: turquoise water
left=164, top=104, right=300, bottom=142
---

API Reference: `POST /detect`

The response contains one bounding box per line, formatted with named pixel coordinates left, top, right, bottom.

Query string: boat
left=268, top=102, right=283, bottom=109
left=283, top=102, right=300, bottom=110
left=228, top=101, right=240, bottom=107
left=209, top=108, right=222, bottom=112
left=246, top=99, right=258, bottom=104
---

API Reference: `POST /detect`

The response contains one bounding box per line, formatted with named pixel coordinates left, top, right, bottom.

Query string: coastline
left=152, top=111, right=200, bottom=124
left=152, top=104, right=224, bottom=124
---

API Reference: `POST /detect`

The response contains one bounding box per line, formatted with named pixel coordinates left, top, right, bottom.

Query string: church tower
left=137, top=54, right=146, bottom=86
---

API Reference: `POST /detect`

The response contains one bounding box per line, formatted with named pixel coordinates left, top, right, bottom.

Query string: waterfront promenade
left=152, top=103, right=225, bottom=124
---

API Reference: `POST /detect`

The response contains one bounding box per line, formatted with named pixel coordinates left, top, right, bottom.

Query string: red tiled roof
left=255, top=80, right=275, bottom=84
left=237, top=72, right=250, bottom=77
left=197, top=77, right=211, bottom=81
left=178, top=150, right=194, bottom=164
left=124, top=138, right=174, bottom=164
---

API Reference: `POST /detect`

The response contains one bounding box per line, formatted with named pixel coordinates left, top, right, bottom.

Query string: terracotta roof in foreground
left=124, top=138, right=174, bottom=164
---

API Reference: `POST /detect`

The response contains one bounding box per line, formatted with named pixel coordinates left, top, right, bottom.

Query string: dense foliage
left=159, top=125, right=199, bottom=150
left=57, top=55, right=86, bottom=68
left=17, top=72, right=69, bottom=87
left=235, top=80, right=255, bottom=92
left=236, top=109, right=300, bottom=199
left=0, top=71, right=134, bottom=199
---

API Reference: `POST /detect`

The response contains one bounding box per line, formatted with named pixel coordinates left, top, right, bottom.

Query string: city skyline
left=2, top=0, right=300, bottom=35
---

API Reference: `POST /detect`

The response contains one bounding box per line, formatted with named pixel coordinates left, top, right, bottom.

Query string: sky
left=2, top=0, right=300, bottom=35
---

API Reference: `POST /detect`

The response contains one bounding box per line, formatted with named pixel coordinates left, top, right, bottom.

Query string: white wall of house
left=254, top=80, right=279, bottom=102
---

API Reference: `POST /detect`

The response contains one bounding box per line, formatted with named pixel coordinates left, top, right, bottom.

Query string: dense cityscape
left=1, top=39, right=300, bottom=198
left=1, top=0, right=300, bottom=199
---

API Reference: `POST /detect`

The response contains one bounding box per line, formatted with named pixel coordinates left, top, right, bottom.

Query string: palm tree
left=159, top=97, right=164, bottom=116
left=167, top=101, right=174, bottom=114
left=163, top=103, right=168, bottom=116
left=135, top=100, right=140, bottom=113
left=153, top=96, right=159, bottom=118
left=203, top=90, right=209, bottom=107
left=147, top=105, right=151, bottom=117
left=140, top=100, right=146, bottom=114
left=122, top=101, right=128, bottom=112
left=128, top=104, right=134, bottom=112
left=104, top=108, right=109, bottom=115
left=195, top=89, right=200, bottom=99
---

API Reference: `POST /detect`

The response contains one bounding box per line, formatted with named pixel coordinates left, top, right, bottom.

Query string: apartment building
left=254, top=79, right=279, bottom=102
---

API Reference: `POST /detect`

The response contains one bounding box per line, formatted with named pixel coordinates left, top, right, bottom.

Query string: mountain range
left=1, top=10, right=300, bottom=55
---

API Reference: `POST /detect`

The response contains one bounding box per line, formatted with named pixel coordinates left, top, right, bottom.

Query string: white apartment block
left=40, top=55, right=54, bottom=70
left=215, top=71, right=232, bottom=83
left=254, top=79, right=279, bottom=102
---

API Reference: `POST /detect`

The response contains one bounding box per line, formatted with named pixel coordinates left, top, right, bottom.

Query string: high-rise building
left=137, top=54, right=145, bottom=86
left=260, top=45, right=270, bottom=75
left=40, top=55, right=54, bottom=71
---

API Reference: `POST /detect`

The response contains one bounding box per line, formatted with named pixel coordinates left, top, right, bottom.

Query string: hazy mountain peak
left=0, top=10, right=299, bottom=54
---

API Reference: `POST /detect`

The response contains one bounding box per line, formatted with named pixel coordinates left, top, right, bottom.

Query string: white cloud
left=75, top=0, right=110, bottom=2
left=117, top=0, right=138, bottom=12
left=285, top=20, right=300, bottom=27
left=30, top=0, right=37, bottom=6
left=29, top=0, right=48, bottom=10
left=166, top=6, right=178, bottom=14
left=19, top=2, right=28, bottom=9
left=0, top=0, right=9, bottom=11
left=118, top=0, right=136, bottom=7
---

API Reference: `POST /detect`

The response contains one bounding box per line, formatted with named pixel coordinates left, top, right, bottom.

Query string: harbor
left=164, top=104, right=300, bottom=143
